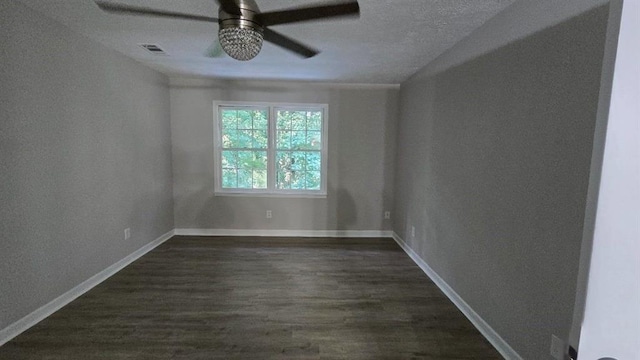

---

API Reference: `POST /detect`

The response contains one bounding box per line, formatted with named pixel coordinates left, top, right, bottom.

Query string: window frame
left=213, top=101, right=328, bottom=197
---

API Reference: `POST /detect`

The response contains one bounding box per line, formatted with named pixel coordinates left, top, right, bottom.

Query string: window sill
left=214, top=191, right=327, bottom=199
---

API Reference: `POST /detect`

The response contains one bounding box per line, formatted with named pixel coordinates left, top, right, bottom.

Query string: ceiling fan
left=95, top=0, right=360, bottom=61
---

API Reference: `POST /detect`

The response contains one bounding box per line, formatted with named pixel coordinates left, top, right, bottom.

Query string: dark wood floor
left=0, top=236, right=502, bottom=359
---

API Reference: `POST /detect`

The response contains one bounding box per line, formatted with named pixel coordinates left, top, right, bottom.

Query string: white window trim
left=213, top=101, right=329, bottom=197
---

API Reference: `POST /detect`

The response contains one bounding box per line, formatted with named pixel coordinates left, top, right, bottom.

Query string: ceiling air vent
left=139, top=44, right=167, bottom=55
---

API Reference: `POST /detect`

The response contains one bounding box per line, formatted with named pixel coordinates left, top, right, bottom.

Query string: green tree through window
left=220, top=108, right=268, bottom=189
left=216, top=103, right=327, bottom=195
left=275, top=110, right=322, bottom=190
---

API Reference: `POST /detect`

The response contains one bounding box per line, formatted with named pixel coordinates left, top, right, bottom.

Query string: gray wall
left=170, top=79, right=398, bottom=231
left=0, top=0, right=174, bottom=330
left=393, top=3, right=609, bottom=360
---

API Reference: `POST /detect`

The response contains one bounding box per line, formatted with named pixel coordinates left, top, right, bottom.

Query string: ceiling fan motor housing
left=218, top=0, right=263, bottom=32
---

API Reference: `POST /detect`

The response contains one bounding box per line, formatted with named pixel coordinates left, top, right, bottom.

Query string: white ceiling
left=16, top=0, right=517, bottom=84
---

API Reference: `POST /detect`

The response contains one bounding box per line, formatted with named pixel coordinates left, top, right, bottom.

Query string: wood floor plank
left=0, top=236, right=502, bottom=359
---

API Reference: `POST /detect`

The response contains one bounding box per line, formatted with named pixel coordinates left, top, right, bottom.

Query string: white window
left=214, top=102, right=328, bottom=197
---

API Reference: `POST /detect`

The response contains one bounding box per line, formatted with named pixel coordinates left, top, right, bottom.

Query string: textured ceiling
left=16, top=0, right=517, bottom=84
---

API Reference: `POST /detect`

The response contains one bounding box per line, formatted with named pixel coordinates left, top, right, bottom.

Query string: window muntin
left=214, top=103, right=327, bottom=196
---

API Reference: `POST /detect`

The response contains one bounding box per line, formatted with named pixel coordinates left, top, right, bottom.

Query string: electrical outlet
left=266, top=210, right=272, bottom=219
left=124, top=228, right=130, bottom=240
left=411, top=226, right=415, bottom=238
left=550, top=335, right=564, bottom=360
left=384, top=211, right=391, bottom=219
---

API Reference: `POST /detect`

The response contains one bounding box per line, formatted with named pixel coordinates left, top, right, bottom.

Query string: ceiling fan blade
left=257, top=1, right=359, bottom=27
left=216, top=0, right=242, bottom=15
left=95, top=2, right=218, bottom=23
left=205, top=38, right=226, bottom=58
left=263, top=28, right=319, bottom=58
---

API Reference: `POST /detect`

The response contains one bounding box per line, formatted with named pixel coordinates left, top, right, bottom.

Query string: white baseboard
left=175, top=228, right=394, bottom=238
left=0, top=229, right=175, bottom=347
left=391, top=232, right=523, bottom=360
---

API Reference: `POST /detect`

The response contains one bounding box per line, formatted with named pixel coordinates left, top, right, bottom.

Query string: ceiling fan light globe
left=219, top=27, right=263, bottom=61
